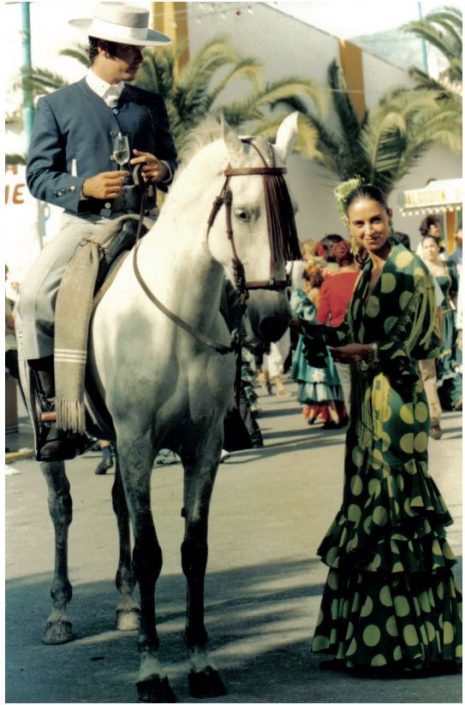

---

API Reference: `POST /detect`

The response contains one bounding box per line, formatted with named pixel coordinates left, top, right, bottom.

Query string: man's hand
left=82, top=171, right=129, bottom=200
left=130, top=149, right=168, bottom=183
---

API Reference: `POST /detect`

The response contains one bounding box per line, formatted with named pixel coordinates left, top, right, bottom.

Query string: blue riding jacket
left=26, top=78, right=178, bottom=214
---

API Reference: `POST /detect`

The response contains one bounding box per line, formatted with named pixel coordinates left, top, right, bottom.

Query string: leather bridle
left=132, top=138, right=301, bottom=355
left=206, top=139, right=300, bottom=298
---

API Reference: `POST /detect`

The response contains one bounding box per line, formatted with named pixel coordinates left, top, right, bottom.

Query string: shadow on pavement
left=6, top=556, right=320, bottom=703
left=6, top=555, right=462, bottom=704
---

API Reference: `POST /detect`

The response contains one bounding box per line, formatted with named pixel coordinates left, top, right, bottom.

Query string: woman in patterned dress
left=293, top=184, right=462, bottom=676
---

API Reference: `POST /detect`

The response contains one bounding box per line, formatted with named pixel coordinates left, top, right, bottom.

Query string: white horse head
left=160, top=111, right=301, bottom=342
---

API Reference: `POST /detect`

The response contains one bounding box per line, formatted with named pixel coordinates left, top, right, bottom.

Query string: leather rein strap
left=133, top=238, right=235, bottom=355
left=132, top=140, right=293, bottom=355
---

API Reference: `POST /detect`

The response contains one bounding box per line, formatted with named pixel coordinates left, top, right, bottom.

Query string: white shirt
left=86, top=69, right=124, bottom=107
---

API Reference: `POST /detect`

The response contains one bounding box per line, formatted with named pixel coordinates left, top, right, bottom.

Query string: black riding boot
left=30, top=358, right=88, bottom=462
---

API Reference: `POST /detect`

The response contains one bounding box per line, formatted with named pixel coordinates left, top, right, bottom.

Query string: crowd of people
left=5, top=0, right=461, bottom=686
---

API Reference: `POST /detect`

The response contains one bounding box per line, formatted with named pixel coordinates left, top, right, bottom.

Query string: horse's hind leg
left=41, top=460, right=73, bottom=644
left=182, top=446, right=227, bottom=698
left=112, top=453, right=140, bottom=631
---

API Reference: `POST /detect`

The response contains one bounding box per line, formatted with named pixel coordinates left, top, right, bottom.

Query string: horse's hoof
left=116, top=606, right=140, bottom=631
left=188, top=666, right=227, bottom=699
left=42, top=618, right=73, bottom=645
left=137, top=676, right=176, bottom=703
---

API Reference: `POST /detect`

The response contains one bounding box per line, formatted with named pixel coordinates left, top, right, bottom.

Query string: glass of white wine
left=112, top=132, right=130, bottom=170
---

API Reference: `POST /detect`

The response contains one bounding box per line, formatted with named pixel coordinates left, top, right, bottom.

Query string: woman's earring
left=350, top=233, right=360, bottom=256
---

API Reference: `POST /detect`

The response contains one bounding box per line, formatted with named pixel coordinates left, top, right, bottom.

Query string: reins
left=131, top=138, right=300, bottom=356
left=132, top=238, right=236, bottom=355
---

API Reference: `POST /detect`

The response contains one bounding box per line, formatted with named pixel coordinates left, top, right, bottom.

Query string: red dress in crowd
left=316, top=271, right=360, bottom=328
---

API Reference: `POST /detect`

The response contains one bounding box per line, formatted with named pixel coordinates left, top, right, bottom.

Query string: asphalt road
left=5, top=380, right=462, bottom=704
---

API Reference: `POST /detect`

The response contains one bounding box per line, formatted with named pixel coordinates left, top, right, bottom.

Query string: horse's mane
left=179, top=116, right=224, bottom=165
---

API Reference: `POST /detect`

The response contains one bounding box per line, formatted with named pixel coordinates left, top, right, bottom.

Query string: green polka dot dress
left=307, top=244, right=462, bottom=675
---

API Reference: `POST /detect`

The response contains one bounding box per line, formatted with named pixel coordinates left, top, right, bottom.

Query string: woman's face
left=347, top=197, right=392, bottom=256
left=422, top=236, right=441, bottom=261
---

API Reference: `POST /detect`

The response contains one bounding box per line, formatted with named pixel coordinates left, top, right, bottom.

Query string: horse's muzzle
left=246, top=290, right=291, bottom=343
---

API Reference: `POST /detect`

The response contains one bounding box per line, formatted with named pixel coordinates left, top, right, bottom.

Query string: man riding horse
left=18, top=3, right=178, bottom=461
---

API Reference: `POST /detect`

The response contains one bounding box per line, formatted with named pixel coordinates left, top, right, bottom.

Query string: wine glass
left=112, top=132, right=130, bottom=170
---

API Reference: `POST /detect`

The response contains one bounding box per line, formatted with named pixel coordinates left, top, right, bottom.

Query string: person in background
left=5, top=266, right=20, bottom=385
left=94, top=439, right=114, bottom=475
left=293, top=182, right=461, bottom=676
left=316, top=240, right=359, bottom=415
left=18, top=3, right=177, bottom=461
left=419, top=214, right=442, bottom=242
left=419, top=235, right=461, bottom=412
left=449, top=228, right=462, bottom=270
left=416, top=214, right=448, bottom=262
left=291, top=264, right=347, bottom=428
left=260, top=331, right=292, bottom=396
left=315, top=233, right=344, bottom=273
left=300, top=238, right=319, bottom=263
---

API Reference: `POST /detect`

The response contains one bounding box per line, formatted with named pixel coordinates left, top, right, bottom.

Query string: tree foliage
left=402, top=6, right=462, bottom=86
left=295, top=59, right=462, bottom=195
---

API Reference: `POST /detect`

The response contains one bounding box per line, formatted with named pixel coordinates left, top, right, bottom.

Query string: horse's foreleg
left=111, top=454, right=140, bottom=631
left=117, top=449, right=176, bottom=703
left=182, top=452, right=227, bottom=698
left=41, top=460, right=73, bottom=644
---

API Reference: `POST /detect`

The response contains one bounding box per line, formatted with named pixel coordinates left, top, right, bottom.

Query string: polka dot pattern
left=311, top=245, right=462, bottom=673
left=380, top=272, right=396, bottom=293
left=395, top=250, right=414, bottom=269
left=365, top=296, right=380, bottom=318
left=383, top=316, right=398, bottom=333
left=399, top=404, right=414, bottom=424
left=399, top=290, right=412, bottom=310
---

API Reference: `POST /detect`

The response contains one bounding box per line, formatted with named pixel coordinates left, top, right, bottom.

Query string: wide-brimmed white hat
left=69, top=2, right=171, bottom=46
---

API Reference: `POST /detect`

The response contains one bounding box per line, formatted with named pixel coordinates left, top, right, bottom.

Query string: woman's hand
left=328, top=343, right=370, bottom=364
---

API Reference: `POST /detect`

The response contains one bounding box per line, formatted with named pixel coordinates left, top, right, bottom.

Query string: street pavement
left=5, top=379, right=462, bottom=704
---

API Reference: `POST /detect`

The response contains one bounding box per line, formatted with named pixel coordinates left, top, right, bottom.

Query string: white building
left=4, top=1, right=462, bottom=281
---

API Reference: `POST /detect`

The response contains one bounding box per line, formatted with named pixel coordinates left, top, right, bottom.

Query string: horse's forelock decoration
left=208, top=119, right=302, bottom=293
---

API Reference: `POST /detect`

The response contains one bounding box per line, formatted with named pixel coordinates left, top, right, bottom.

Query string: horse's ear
left=274, top=112, right=299, bottom=164
left=221, top=115, right=245, bottom=162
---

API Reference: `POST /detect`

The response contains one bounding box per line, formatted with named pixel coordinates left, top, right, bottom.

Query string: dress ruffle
left=312, top=569, right=462, bottom=671
left=313, top=454, right=462, bottom=671
left=317, top=456, right=455, bottom=576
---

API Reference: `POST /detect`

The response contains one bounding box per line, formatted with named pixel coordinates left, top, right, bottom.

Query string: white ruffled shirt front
left=86, top=69, right=124, bottom=107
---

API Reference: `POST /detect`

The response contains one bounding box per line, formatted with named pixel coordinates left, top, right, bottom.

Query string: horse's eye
left=234, top=207, right=258, bottom=223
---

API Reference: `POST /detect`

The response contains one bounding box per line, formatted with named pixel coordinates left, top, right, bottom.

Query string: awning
left=399, top=178, right=463, bottom=217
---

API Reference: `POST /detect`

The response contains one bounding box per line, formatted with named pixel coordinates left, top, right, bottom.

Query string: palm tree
left=11, top=37, right=323, bottom=157
left=293, top=59, right=462, bottom=195
left=401, top=6, right=462, bottom=92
